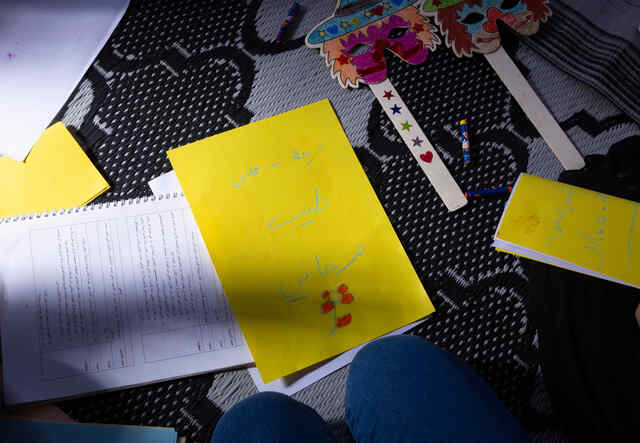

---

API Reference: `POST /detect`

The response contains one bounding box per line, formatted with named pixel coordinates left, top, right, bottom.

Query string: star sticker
left=401, top=121, right=413, bottom=131
left=383, top=2, right=391, bottom=10
left=318, top=30, right=327, bottom=38
left=413, top=23, right=424, bottom=33
left=351, top=18, right=359, bottom=25
left=337, top=54, right=350, bottom=65
left=341, top=21, right=350, bottom=29
left=412, top=137, right=423, bottom=147
left=383, top=90, right=394, bottom=100
left=364, top=10, right=373, bottom=18
left=390, top=104, right=401, bottom=114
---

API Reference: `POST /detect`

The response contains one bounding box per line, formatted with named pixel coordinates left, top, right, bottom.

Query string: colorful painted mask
left=306, top=0, right=440, bottom=88
left=421, top=0, right=551, bottom=56
left=306, top=1, right=468, bottom=212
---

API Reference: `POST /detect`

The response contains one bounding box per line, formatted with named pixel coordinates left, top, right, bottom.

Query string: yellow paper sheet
left=0, top=122, right=110, bottom=218
left=495, top=173, right=639, bottom=288
left=168, top=100, right=435, bottom=382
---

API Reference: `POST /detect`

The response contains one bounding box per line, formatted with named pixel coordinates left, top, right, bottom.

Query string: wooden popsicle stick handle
left=485, top=47, right=585, bottom=171
left=369, top=79, right=467, bottom=212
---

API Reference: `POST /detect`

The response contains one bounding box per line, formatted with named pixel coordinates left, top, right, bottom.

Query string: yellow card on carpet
left=168, top=100, right=434, bottom=382
left=494, top=173, right=639, bottom=289
left=0, top=123, right=110, bottom=218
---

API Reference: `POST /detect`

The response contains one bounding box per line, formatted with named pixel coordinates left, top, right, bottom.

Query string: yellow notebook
left=494, top=173, right=639, bottom=289
left=168, top=100, right=435, bottom=382
left=0, top=123, right=110, bottom=218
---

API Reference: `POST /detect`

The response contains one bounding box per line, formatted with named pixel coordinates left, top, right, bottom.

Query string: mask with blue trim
left=306, top=1, right=441, bottom=88
left=421, top=0, right=551, bottom=57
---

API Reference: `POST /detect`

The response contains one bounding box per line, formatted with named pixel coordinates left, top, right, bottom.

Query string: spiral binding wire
left=0, top=193, right=185, bottom=224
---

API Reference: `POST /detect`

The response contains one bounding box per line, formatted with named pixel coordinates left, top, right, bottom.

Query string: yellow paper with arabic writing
left=495, top=173, right=640, bottom=289
left=168, top=100, right=434, bottom=382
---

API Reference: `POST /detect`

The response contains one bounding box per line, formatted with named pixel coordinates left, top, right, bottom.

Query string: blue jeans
left=211, top=336, right=528, bottom=443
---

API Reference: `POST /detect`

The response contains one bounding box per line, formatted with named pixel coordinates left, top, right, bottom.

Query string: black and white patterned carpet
left=55, top=1, right=640, bottom=442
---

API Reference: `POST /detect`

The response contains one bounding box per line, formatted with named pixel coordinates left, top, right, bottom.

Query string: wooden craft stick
left=484, top=47, right=585, bottom=171
left=369, top=79, right=467, bottom=212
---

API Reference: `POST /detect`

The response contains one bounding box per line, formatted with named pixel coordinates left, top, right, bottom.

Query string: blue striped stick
left=465, top=186, right=512, bottom=199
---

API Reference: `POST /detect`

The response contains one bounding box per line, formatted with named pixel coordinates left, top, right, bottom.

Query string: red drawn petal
left=371, top=5, right=383, bottom=15
left=337, top=284, right=348, bottom=294
left=341, top=293, right=354, bottom=304
left=321, top=300, right=335, bottom=314
left=337, top=313, right=352, bottom=327
left=322, top=290, right=331, bottom=299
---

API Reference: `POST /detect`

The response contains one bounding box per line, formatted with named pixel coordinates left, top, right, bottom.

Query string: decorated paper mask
left=306, top=0, right=440, bottom=88
left=306, top=0, right=468, bottom=212
left=421, top=0, right=551, bottom=56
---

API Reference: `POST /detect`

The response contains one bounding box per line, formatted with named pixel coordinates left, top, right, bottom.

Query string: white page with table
left=0, top=195, right=252, bottom=405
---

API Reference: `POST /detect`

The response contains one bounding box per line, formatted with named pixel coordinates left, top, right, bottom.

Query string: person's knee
left=237, top=391, right=298, bottom=410
left=212, top=392, right=336, bottom=443
left=350, top=335, right=446, bottom=378
left=346, top=335, right=449, bottom=416
left=346, top=335, right=529, bottom=443
left=216, top=391, right=304, bottom=425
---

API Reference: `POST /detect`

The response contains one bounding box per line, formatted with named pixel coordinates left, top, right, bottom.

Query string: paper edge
left=492, top=172, right=524, bottom=242
left=247, top=319, right=425, bottom=395
left=493, top=238, right=640, bottom=290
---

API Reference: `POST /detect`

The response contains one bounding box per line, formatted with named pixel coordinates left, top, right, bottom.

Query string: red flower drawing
left=321, top=300, right=335, bottom=314
left=337, top=313, right=352, bottom=328
left=341, top=292, right=354, bottom=304
left=321, top=283, right=354, bottom=334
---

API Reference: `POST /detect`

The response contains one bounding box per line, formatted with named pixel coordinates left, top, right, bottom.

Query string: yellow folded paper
left=168, top=100, right=435, bottom=382
left=0, top=122, right=110, bottom=217
left=494, top=173, right=639, bottom=289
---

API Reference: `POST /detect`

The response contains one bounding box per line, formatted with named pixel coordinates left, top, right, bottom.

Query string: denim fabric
left=345, top=336, right=529, bottom=443
left=210, top=391, right=337, bottom=443
left=211, top=336, right=528, bottom=442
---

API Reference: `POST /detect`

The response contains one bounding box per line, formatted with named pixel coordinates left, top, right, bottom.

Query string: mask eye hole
left=347, top=43, right=372, bottom=55
left=500, top=0, right=520, bottom=9
left=461, top=12, right=484, bottom=24
left=387, top=26, right=409, bottom=39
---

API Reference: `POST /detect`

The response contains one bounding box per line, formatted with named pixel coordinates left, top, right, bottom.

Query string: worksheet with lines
left=0, top=195, right=252, bottom=405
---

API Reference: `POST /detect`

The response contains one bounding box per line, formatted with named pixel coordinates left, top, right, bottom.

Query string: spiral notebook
left=0, top=194, right=252, bottom=405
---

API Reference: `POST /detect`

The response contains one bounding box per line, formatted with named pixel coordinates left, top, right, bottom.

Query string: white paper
left=148, top=171, right=182, bottom=196
left=247, top=320, right=424, bottom=396
left=0, top=0, right=130, bottom=161
left=0, top=195, right=252, bottom=405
